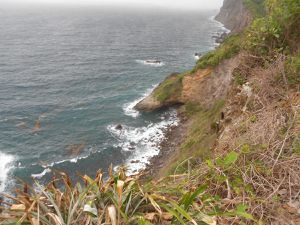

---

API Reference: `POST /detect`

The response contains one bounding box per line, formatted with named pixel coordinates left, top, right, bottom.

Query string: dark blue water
left=0, top=5, right=226, bottom=192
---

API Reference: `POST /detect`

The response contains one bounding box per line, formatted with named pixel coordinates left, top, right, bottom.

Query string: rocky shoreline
left=142, top=112, right=190, bottom=178
left=139, top=23, right=234, bottom=178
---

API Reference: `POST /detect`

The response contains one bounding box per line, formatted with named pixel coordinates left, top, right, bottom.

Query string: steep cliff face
left=215, top=0, right=252, bottom=33
left=134, top=54, right=242, bottom=111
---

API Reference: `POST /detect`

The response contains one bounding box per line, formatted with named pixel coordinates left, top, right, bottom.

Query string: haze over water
left=0, top=5, right=226, bottom=192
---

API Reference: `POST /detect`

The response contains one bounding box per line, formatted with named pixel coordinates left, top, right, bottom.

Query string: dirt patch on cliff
left=181, top=54, right=242, bottom=107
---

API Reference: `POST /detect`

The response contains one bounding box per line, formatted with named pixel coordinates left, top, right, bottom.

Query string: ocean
left=0, top=5, right=228, bottom=192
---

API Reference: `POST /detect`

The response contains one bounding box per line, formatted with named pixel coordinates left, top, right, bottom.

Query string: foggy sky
left=2, top=0, right=223, bottom=10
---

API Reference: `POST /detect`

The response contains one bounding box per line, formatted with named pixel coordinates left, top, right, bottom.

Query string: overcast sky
left=3, top=0, right=223, bottom=10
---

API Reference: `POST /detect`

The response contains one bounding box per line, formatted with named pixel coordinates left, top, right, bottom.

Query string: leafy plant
left=0, top=167, right=216, bottom=225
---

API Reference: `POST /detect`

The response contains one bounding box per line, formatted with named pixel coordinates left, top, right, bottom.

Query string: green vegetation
left=233, top=68, right=247, bottom=85
left=244, top=0, right=300, bottom=56
left=153, top=73, right=185, bottom=102
left=293, top=134, right=300, bottom=154
left=180, top=100, right=224, bottom=158
left=285, top=52, right=300, bottom=86
left=1, top=0, right=300, bottom=224
left=193, top=35, right=241, bottom=71
left=0, top=168, right=206, bottom=224
left=244, top=0, right=266, bottom=17
left=163, top=100, right=225, bottom=175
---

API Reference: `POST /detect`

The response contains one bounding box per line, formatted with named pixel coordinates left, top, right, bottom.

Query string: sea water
left=0, top=5, right=228, bottom=192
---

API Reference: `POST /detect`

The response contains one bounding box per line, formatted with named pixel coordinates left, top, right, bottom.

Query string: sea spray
left=123, top=85, right=157, bottom=118
left=107, top=109, right=179, bottom=175
left=0, top=152, right=14, bottom=192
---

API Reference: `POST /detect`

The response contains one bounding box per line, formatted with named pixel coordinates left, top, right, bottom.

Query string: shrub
left=244, top=0, right=266, bottom=17
left=244, top=0, right=300, bottom=56
left=194, top=35, right=241, bottom=71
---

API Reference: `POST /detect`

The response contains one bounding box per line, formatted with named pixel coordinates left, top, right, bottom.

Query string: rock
left=128, top=142, right=135, bottom=150
left=214, top=32, right=228, bottom=43
left=17, top=121, right=27, bottom=128
left=215, top=0, right=253, bottom=33
left=68, top=143, right=85, bottom=156
left=278, top=189, right=288, bottom=196
left=134, top=72, right=182, bottom=112
left=145, top=60, right=161, bottom=64
left=144, top=212, right=156, bottom=221
left=115, top=124, right=123, bottom=130
left=134, top=94, right=163, bottom=111
left=32, top=119, right=41, bottom=133
left=131, top=160, right=140, bottom=164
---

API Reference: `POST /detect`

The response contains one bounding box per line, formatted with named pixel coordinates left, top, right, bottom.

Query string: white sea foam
left=209, top=16, right=231, bottom=34
left=31, top=168, right=51, bottom=179
left=0, top=152, right=15, bottom=193
left=123, top=85, right=157, bottom=118
left=135, top=60, right=165, bottom=67
left=29, top=154, right=91, bottom=180
left=0, top=118, right=9, bottom=123
left=41, top=154, right=90, bottom=169
left=194, top=55, right=201, bottom=60
left=107, top=109, right=179, bottom=175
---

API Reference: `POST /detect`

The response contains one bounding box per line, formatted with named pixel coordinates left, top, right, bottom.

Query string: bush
left=244, top=0, right=266, bottom=17
left=244, top=0, right=300, bottom=56
left=194, top=35, right=241, bottom=71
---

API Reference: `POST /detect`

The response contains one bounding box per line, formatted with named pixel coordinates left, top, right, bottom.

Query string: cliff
left=2, top=0, right=300, bottom=224
left=134, top=0, right=300, bottom=223
left=135, top=55, right=241, bottom=111
left=134, top=0, right=251, bottom=112
left=215, top=0, right=252, bottom=33
left=135, top=35, right=242, bottom=112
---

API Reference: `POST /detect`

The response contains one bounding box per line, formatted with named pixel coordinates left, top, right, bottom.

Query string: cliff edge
left=135, top=0, right=251, bottom=112
left=215, top=0, right=252, bottom=33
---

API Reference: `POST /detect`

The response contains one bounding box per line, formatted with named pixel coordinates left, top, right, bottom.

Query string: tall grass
left=0, top=166, right=216, bottom=225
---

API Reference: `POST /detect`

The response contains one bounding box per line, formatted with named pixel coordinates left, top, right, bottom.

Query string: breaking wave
left=107, top=109, right=179, bottom=175
left=0, top=152, right=15, bottom=192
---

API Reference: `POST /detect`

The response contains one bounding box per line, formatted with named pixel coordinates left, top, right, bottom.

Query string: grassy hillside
left=1, top=0, right=300, bottom=224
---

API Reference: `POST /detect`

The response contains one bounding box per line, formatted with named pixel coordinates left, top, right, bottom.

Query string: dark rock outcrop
left=115, top=124, right=123, bottom=130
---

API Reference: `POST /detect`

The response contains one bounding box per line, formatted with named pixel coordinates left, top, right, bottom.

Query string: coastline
left=141, top=18, right=230, bottom=179
left=143, top=112, right=190, bottom=178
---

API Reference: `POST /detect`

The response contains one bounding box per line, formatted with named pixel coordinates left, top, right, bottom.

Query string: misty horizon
left=1, top=0, right=223, bottom=11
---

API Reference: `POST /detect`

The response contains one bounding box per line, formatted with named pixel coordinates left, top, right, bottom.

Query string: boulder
left=115, top=124, right=123, bottom=130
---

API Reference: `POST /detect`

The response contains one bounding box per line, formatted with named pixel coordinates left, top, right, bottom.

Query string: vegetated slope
left=1, top=0, right=300, bottom=224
